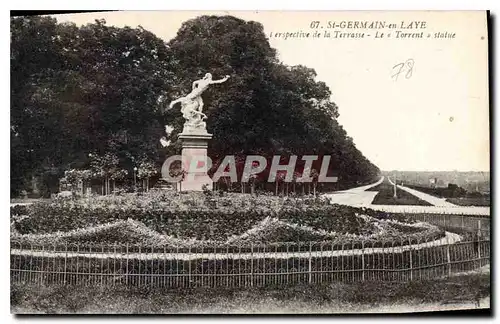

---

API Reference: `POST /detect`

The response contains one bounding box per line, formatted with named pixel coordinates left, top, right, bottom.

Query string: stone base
left=179, top=173, right=213, bottom=192
left=178, top=131, right=213, bottom=192
left=181, top=122, right=209, bottom=136
left=178, top=131, right=213, bottom=144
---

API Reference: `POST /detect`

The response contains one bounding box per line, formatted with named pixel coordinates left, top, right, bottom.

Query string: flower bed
left=11, top=191, right=445, bottom=247
left=369, top=179, right=432, bottom=206
left=10, top=205, right=29, bottom=221
left=11, top=216, right=445, bottom=250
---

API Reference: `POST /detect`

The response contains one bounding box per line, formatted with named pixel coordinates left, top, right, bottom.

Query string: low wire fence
left=406, top=213, right=490, bottom=237
left=11, top=234, right=490, bottom=288
left=368, top=205, right=490, bottom=216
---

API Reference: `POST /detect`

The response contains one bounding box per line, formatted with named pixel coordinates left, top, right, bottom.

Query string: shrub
left=10, top=205, right=29, bottom=217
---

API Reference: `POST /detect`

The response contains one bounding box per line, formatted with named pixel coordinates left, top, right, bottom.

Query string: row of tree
left=11, top=14, right=379, bottom=197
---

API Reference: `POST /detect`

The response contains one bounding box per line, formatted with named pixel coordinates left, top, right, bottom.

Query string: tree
left=109, top=169, right=128, bottom=194
left=89, top=152, right=120, bottom=195
left=166, top=15, right=379, bottom=190
left=60, top=169, right=92, bottom=194
left=168, top=162, right=187, bottom=192
left=11, top=15, right=380, bottom=196
left=11, top=16, right=65, bottom=196
left=137, top=158, right=158, bottom=191
left=11, top=16, right=172, bottom=196
left=310, top=169, right=319, bottom=197
left=275, top=170, right=287, bottom=197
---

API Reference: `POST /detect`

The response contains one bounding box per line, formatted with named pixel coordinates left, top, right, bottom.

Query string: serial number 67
left=310, top=21, right=321, bottom=29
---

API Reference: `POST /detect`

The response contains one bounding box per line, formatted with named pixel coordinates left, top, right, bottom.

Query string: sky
left=52, top=11, right=490, bottom=172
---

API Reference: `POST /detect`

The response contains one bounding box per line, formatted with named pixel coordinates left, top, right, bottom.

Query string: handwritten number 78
left=392, top=59, right=414, bottom=80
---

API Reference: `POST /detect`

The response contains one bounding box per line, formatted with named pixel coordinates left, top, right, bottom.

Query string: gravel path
left=387, top=177, right=457, bottom=207
left=322, top=177, right=489, bottom=216
left=323, top=177, right=384, bottom=206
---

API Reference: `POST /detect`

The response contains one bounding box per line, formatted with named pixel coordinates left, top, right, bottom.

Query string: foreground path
left=387, top=177, right=457, bottom=207
left=381, top=178, right=489, bottom=215
left=10, top=231, right=460, bottom=260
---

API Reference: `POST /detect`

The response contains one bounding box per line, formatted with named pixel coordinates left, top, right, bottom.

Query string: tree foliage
left=11, top=14, right=379, bottom=196
left=165, top=15, right=379, bottom=188
left=11, top=16, right=170, bottom=195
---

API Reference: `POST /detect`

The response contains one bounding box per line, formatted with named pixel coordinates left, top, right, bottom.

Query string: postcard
left=10, top=10, right=490, bottom=314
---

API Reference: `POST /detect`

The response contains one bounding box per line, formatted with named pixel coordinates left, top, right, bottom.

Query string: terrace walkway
left=322, top=177, right=384, bottom=207
left=323, top=177, right=490, bottom=216
left=386, top=177, right=457, bottom=207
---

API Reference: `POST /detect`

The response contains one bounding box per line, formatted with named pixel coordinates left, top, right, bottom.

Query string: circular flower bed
left=11, top=192, right=445, bottom=248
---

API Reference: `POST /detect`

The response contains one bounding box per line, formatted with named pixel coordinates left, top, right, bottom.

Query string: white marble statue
left=168, top=73, right=230, bottom=133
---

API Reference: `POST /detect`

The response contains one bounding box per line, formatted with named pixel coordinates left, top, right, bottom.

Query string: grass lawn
left=11, top=270, right=490, bottom=314
left=366, top=182, right=384, bottom=192
left=446, top=197, right=490, bottom=207
left=370, top=180, right=432, bottom=206
left=405, top=185, right=490, bottom=207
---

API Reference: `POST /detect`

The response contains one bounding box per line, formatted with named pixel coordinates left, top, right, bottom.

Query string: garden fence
left=367, top=205, right=490, bottom=216
left=406, top=213, right=490, bottom=238
left=11, top=235, right=490, bottom=288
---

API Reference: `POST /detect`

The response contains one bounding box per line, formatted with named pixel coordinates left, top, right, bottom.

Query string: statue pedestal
left=178, top=131, right=213, bottom=192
